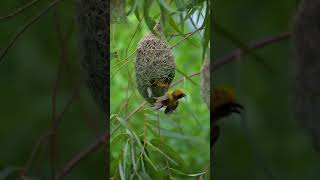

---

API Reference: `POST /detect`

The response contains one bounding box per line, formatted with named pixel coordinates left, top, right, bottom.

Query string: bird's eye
left=177, top=94, right=186, bottom=99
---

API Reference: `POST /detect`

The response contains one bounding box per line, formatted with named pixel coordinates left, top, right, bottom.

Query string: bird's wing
left=155, top=93, right=170, bottom=102
left=151, top=94, right=170, bottom=110
left=164, top=101, right=179, bottom=114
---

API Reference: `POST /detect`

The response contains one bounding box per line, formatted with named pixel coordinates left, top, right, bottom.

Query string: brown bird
left=212, top=87, right=244, bottom=147
left=152, top=88, right=186, bottom=114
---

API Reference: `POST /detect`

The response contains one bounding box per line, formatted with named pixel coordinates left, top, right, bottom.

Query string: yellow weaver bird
left=212, top=86, right=244, bottom=147
left=152, top=88, right=186, bottom=114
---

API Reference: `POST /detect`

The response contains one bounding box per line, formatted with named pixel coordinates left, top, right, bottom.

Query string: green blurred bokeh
left=213, top=0, right=320, bottom=179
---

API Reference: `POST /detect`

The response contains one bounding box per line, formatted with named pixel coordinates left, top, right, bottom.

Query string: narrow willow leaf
left=151, top=139, right=185, bottom=167
left=119, top=160, right=126, bottom=180
left=143, top=0, right=157, bottom=35
left=176, top=68, right=197, bottom=86
left=127, top=0, right=139, bottom=16
left=184, top=8, right=196, bottom=21
left=168, top=16, right=183, bottom=35
left=169, top=167, right=207, bottom=177
left=158, top=0, right=179, bottom=13
left=134, top=8, right=141, bottom=21
left=110, top=133, right=128, bottom=145
left=142, top=151, right=158, bottom=171
left=123, top=139, right=130, bottom=176
left=185, top=0, right=205, bottom=10
left=174, top=0, right=185, bottom=32
left=202, top=6, right=210, bottom=60
left=131, top=140, right=137, bottom=171
left=145, top=141, right=178, bottom=166
left=148, top=124, right=199, bottom=142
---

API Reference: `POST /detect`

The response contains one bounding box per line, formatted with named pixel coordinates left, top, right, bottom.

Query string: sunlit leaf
left=127, top=0, right=139, bottom=16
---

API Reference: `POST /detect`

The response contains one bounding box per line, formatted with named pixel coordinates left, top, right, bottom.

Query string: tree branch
left=212, top=32, right=291, bottom=71
left=0, top=0, right=41, bottom=21
left=0, top=0, right=63, bottom=64
left=54, top=132, right=109, bottom=180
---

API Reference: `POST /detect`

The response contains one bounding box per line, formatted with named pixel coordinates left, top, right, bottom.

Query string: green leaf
left=202, top=6, right=210, bottom=61
left=134, top=8, right=141, bottom=21
left=142, top=151, right=158, bottom=171
left=174, top=0, right=185, bottom=32
left=131, top=140, right=137, bottom=171
left=147, top=124, right=200, bottom=142
left=176, top=68, right=197, bottom=86
left=168, top=16, right=183, bottom=35
left=183, top=8, right=196, bottom=21
left=110, top=133, right=129, bottom=145
left=158, top=0, right=179, bottom=13
left=123, top=139, right=130, bottom=177
left=169, top=167, right=207, bottom=177
left=185, top=0, right=206, bottom=10
left=150, top=139, right=185, bottom=167
left=143, top=0, right=157, bottom=35
left=127, top=0, right=139, bottom=16
left=146, top=141, right=178, bottom=166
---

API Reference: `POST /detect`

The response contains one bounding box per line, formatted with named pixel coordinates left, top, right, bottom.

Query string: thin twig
left=170, top=27, right=203, bottom=49
left=19, top=85, right=79, bottom=179
left=0, top=0, right=41, bottom=20
left=0, top=0, right=63, bottom=64
left=170, top=72, right=200, bottom=87
left=54, top=132, right=109, bottom=180
left=19, top=133, right=50, bottom=177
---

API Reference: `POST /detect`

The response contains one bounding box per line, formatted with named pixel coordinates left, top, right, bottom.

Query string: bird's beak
left=231, top=103, right=244, bottom=114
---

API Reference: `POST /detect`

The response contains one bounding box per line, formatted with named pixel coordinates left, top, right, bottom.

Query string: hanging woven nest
left=135, top=23, right=176, bottom=103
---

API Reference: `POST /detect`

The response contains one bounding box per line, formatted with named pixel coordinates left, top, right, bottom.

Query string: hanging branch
left=0, top=0, right=63, bottom=64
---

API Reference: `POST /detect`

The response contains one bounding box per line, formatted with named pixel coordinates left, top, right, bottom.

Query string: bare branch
left=0, top=0, right=63, bottom=64
left=212, top=32, right=291, bottom=71
left=54, top=132, right=109, bottom=180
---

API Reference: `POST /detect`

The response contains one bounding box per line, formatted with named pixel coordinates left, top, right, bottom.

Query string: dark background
left=0, top=0, right=106, bottom=179
left=213, top=0, right=320, bottom=179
